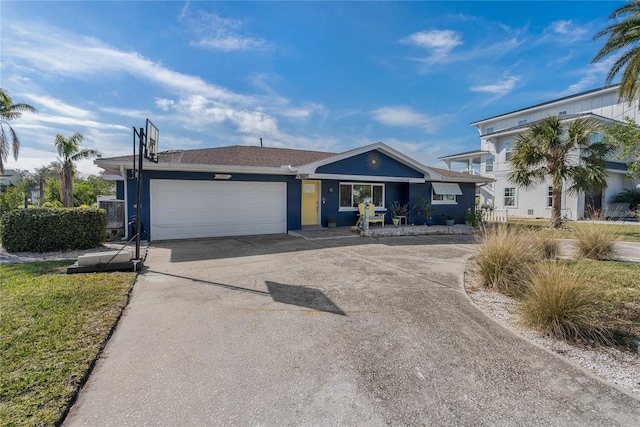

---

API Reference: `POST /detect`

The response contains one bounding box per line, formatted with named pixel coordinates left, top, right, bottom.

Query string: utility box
left=98, top=196, right=125, bottom=240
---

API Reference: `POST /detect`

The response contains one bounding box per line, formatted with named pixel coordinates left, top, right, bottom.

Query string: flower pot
left=328, top=222, right=336, bottom=228
left=445, top=219, right=454, bottom=226
left=424, top=218, right=434, bottom=226
left=392, top=217, right=400, bottom=226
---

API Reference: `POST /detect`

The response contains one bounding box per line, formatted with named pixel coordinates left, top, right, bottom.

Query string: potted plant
left=327, top=215, right=337, bottom=228
left=445, top=215, right=455, bottom=226
left=388, top=201, right=409, bottom=226
left=412, top=196, right=433, bottom=226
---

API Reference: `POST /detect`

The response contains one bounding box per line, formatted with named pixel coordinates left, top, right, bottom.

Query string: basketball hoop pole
left=133, top=126, right=145, bottom=262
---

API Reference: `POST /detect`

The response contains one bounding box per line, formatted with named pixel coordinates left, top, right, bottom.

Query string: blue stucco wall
left=316, top=150, right=423, bottom=178
left=124, top=170, right=300, bottom=240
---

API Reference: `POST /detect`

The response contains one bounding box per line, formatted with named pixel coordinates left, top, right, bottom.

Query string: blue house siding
left=116, top=181, right=125, bottom=200
left=316, top=150, right=423, bottom=178
left=124, top=170, right=299, bottom=240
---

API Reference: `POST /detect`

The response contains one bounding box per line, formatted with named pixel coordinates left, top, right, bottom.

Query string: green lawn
left=0, top=261, right=136, bottom=426
left=507, top=219, right=640, bottom=242
left=567, top=260, right=640, bottom=346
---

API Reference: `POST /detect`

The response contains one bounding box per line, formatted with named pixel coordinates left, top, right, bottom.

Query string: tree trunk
left=39, top=178, right=44, bottom=206
left=549, top=185, right=563, bottom=229
left=59, top=167, right=74, bottom=207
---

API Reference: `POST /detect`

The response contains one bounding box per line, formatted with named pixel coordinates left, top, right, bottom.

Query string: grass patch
left=574, top=227, right=616, bottom=260
left=475, top=225, right=543, bottom=297
left=520, top=262, right=603, bottom=342
left=0, top=261, right=136, bottom=426
left=564, top=260, right=640, bottom=348
left=507, top=218, right=640, bottom=242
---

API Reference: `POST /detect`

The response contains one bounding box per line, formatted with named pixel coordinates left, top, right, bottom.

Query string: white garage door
left=150, top=180, right=287, bottom=241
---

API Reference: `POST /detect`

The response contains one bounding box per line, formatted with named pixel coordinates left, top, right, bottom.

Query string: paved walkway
left=64, top=234, right=640, bottom=426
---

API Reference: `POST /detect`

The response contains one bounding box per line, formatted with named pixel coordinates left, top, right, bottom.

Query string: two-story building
left=439, top=85, right=640, bottom=220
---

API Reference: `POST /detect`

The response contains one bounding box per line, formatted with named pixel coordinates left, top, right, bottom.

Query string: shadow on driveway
left=147, top=270, right=346, bottom=315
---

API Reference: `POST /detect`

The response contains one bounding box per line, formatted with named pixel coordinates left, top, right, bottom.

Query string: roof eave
left=95, top=159, right=298, bottom=175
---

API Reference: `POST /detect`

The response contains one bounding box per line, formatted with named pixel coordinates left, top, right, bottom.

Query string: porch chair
left=357, top=203, right=385, bottom=227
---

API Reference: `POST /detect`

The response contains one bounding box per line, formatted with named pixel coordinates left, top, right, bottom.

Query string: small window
left=486, top=126, right=494, bottom=134
left=559, top=110, right=567, bottom=116
left=505, top=142, right=514, bottom=161
left=339, top=183, right=385, bottom=209
left=485, top=157, right=494, bottom=172
left=432, top=182, right=462, bottom=205
left=504, top=187, right=516, bottom=207
left=547, top=186, right=553, bottom=207
left=518, top=119, right=527, bottom=125
left=590, top=133, right=604, bottom=143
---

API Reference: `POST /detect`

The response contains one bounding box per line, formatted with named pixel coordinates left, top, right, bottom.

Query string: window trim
left=431, top=182, right=461, bottom=205
left=338, top=182, right=386, bottom=211
left=547, top=186, right=553, bottom=208
left=504, top=187, right=517, bottom=208
left=485, top=157, right=494, bottom=172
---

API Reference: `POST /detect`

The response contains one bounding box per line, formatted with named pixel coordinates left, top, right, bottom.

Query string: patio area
left=289, top=224, right=474, bottom=240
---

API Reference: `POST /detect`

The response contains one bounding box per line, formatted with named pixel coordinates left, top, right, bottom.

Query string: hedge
left=0, top=208, right=106, bottom=252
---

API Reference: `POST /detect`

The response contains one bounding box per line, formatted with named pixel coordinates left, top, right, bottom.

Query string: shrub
left=42, top=200, right=63, bottom=208
left=520, top=262, right=603, bottom=342
left=475, top=225, right=542, bottom=297
left=574, top=226, right=615, bottom=260
left=1, top=208, right=106, bottom=252
left=538, top=235, right=560, bottom=259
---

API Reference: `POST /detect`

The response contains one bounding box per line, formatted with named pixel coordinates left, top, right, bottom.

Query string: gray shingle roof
left=100, top=145, right=337, bottom=168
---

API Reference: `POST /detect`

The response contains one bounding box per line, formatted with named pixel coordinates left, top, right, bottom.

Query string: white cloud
left=372, top=106, right=438, bottom=132
left=23, top=94, right=94, bottom=119
left=560, top=56, right=618, bottom=96
left=3, top=23, right=251, bottom=104
left=547, top=20, right=588, bottom=39
left=400, top=29, right=462, bottom=63
left=192, top=36, right=270, bottom=52
left=401, top=30, right=462, bottom=53
left=185, top=11, right=272, bottom=52
left=470, top=75, right=520, bottom=94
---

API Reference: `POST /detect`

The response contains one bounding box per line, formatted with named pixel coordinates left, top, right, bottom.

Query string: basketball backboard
left=145, top=119, right=159, bottom=163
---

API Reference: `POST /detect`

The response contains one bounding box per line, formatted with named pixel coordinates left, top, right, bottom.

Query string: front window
left=433, top=192, right=456, bottom=202
left=432, top=182, right=462, bottom=205
left=485, top=157, right=494, bottom=172
left=504, top=187, right=516, bottom=207
left=339, top=183, right=384, bottom=208
left=547, top=186, right=553, bottom=207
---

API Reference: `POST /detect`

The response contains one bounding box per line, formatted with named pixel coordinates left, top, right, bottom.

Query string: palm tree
left=55, top=132, right=100, bottom=207
left=509, top=116, right=614, bottom=229
left=592, top=1, right=640, bottom=102
left=0, top=88, right=37, bottom=174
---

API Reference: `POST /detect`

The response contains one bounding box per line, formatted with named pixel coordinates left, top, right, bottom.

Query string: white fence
left=484, top=208, right=508, bottom=223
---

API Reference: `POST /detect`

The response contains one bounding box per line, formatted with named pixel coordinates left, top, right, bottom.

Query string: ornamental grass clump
left=538, top=235, right=560, bottom=260
left=520, top=262, right=604, bottom=343
left=574, top=226, right=615, bottom=260
left=475, top=225, right=542, bottom=297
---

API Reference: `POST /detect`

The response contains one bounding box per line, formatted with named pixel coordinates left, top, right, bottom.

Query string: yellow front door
left=301, top=180, right=319, bottom=226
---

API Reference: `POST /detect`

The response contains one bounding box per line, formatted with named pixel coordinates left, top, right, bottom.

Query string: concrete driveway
left=65, top=234, right=640, bottom=426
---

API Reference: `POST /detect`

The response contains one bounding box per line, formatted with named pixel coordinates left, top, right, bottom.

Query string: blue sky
left=1, top=1, right=625, bottom=176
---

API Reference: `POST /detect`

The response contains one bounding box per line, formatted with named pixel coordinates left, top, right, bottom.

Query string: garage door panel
left=150, top=180, right=287, bottom=240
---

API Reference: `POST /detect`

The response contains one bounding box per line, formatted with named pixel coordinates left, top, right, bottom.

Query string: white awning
left=432, top=182, right=463, bottom=195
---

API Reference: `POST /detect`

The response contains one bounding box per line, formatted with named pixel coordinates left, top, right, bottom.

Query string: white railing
left=458, top=168, right=482, bottom=176
left=484, top=208, right=508, bottom=223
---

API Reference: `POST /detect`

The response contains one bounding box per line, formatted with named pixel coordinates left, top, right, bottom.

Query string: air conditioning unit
left=98, top=197, right=125, bottom=240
